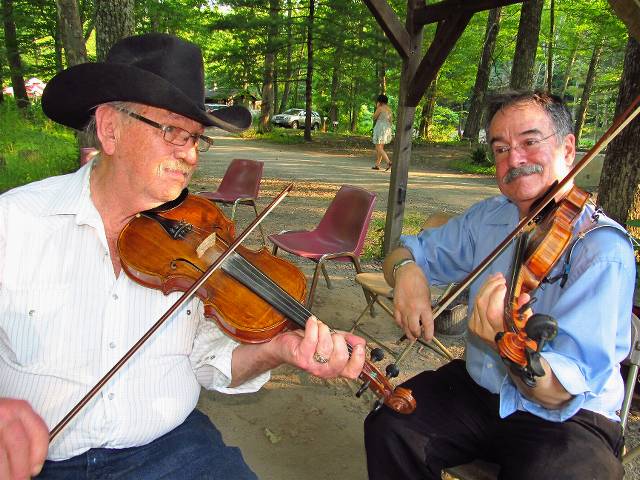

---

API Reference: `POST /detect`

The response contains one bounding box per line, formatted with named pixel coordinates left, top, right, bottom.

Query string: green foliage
left=469, top=145, right=492, bottom=167
left=0, top=101, right=77, bottom=193
left=450, top=155, right=496, bottom=176
left=362, top=213, right=427, bottom=260
left=240, top=127, right=306, bottom=144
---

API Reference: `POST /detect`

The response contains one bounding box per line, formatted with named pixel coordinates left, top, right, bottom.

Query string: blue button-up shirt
left=401, top=195, right=635, bottom=422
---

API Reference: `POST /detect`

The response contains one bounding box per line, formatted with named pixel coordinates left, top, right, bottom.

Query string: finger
left=421, top=314, right=434, bottom=342
left=341, top=342, right=366, bottom=379
left=315, top=320, right=334, bottom=359
left=0, top=448, right=10, bottom=480
left=406, top=313, right=423, bottom=340
left=1, top=415, right=31, bottom=480
left=18, top=406, right=49, bottom=476
left=342, top=332, right=366, bottom=349
left=299, top=316, right=320, bottom=359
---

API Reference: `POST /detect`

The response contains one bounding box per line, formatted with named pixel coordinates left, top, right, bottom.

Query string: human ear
left=95, top=105, right=119, bottom=156
left=562, top=133, right=576, bottom=167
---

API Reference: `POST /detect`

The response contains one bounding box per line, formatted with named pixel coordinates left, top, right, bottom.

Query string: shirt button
left=28, top=309, right=36, bottom=316
left=487, top=363, right=493, bottom=368
left=112, top=294, right=118, bottom=300
left=108, top=393, right=115, bottom=400
left=109, top=342, right=116, bottom=349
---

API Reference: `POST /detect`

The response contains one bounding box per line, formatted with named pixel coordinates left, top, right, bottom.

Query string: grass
left=0, top=101, right=77, bottom=193
left=362, top=212, right=427, bottom=260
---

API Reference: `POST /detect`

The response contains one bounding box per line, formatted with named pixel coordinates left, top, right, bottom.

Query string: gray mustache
left=502, top=164, right=543, bottom=184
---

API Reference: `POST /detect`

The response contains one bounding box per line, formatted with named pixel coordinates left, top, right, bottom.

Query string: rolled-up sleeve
left=190, top=305, right=270, bottom=394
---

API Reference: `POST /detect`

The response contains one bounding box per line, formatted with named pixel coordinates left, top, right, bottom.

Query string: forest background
left=0, top=0, right=638, bottom=250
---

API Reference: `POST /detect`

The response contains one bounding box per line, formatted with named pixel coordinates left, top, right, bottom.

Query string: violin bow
left=393, top=92, right=640, bottom=369
left=49, top=183, right=294, bottom=443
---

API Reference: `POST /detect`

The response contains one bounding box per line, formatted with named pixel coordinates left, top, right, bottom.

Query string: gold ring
left=313, top=352, right=329, bottom=364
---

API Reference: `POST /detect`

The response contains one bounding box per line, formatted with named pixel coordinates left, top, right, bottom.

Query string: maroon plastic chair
left=269, top=184, right=376, bottom=308
left=198, top=158, right=266, bottom=244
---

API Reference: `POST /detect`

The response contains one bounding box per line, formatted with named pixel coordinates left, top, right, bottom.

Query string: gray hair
left=82, top=101, right=136, bottom=149
left=484, top=90, right=574, bottom=143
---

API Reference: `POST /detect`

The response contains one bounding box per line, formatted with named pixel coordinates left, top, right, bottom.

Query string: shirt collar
left=43, top=160, right=99, bottom=226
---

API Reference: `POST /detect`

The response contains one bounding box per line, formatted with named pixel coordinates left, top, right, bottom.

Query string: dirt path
left=190, top=132, right=638, bottom=480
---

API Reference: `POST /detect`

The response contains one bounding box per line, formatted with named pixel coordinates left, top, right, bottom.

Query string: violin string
left=158, top=218, right=359, bottom=357
left=223, top=253, right=356, bottom=357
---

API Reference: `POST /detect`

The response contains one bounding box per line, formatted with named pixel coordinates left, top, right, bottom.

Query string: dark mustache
left=502, top=164, right=543, bottom=184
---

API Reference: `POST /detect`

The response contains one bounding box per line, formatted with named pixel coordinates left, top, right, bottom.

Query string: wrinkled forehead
left=488, top=101, right=553, bottom=141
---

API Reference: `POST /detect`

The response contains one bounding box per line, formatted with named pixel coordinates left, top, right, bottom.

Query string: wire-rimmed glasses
left=118, top=108, right=214, bottom=152
left=491, top=131, right=557, bottom=161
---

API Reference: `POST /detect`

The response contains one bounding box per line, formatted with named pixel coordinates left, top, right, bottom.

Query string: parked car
left=205, top=103, right=228, bottom=113
left=271, top=108, right=321, bottom=130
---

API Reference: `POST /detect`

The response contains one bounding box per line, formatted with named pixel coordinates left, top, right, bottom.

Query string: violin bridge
left=196, top=232, right=217, bottom=258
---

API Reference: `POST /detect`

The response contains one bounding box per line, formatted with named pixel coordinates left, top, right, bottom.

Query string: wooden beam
left=406, top=12, right=473, bottom=106
left=414, top=0, right=522, bottom=25
left=362, top=0, right=411, bottom=59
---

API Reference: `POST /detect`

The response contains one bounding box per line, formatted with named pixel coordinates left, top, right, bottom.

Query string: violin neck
left=222, top=252, right=312, bottom=329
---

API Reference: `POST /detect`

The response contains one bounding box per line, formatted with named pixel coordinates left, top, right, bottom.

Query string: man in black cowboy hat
left=0, top=33, right=365, bottom=479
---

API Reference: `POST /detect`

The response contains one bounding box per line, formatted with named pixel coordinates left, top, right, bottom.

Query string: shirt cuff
left=499, top=352, right=588, bottom=422
left=194, top=336, right=270, bottom=394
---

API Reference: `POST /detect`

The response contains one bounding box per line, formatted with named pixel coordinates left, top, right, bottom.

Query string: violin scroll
left=357, top=356, right=416, bottom=414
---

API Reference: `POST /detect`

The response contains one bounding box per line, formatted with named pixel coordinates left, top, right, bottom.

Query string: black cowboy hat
left=42, top=33, right=251, bottom=133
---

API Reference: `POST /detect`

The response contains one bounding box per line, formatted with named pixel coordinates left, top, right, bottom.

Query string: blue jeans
left=37, top=409, right=258, bottom=479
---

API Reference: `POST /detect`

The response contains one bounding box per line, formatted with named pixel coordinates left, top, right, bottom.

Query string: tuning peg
left=356, top=380, right=370, bottom=398
left=385, top=363, right=400, bottom=378
left=370, top=348, right=384, bottom=362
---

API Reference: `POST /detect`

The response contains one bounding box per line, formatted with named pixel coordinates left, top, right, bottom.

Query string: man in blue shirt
left=364, top=91, right=636, bottom=479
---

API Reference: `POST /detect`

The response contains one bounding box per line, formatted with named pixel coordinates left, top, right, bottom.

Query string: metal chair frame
left=198, top=158, right=266, bottom=245
left=269, top=185, right=376, bottom=309
left=350, top=273, right=455, bottom=362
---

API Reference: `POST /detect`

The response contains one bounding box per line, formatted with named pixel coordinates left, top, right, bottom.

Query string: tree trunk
left=419, top=76, right=438, bottom=140
left=598, top=36, right=640, bottom=230
left=574, top=40, right=603, bottom=147
left=463, top=7, right=501, bottom=142
left=328, top=42, right=343, bottom=128
left=258, top=0, right=279, bottom=134
left=95, top=0, right=134, bottom=62
left=546, top=0, right=554, bottom=92
left=303, top=0, right=315, bottom=141
left=559, top=43, right=577, bottom=98
left=2, top=0, right=29, bottom=109
left=56, top=0, right=88, bottom=67
left=510, top=0, right=543, bottom=90
left=278, top=0, right=293, bottom=113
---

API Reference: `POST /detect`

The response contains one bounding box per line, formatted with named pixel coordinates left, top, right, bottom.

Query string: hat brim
left=42, top=63, right=252, bottom=133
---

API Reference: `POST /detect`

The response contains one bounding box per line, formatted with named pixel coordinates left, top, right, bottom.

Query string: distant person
left=0, top=33, right=366, bottom=479
left=372, top=94, right=393, bottom=170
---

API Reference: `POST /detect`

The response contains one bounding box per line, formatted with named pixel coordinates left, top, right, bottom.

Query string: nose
left=174, top=141, right=199, bottom=165
left=505, top=144, right=527, bottom=166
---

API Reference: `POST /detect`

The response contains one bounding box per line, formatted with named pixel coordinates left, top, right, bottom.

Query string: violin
left=117, top=191, right=416, bottom=413
left=48, top=184, right=413, bottom=444
left=496, top=185, right=591, bottom=386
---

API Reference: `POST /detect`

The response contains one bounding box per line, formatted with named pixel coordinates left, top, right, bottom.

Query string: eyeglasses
left=118, top=108, right=214, bottom=152
left=491, top=132, right=557, bottom=160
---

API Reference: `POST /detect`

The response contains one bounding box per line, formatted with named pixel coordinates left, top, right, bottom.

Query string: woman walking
left=372, top=94, right=393, bottom=170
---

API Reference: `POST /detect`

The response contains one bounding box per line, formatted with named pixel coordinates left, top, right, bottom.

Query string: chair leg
left=306, top=262, right=323, bottom=308
left=350, top=257, right=375, bottom=315
left=351, top=294, right=378, bottom=332
left=231, top=199, right=240, bottom=220
left=251, top=203, right=267, bottom=246
left=272, top=245, right=279, bottom=255
left=320, top=262, right=332, bottom=289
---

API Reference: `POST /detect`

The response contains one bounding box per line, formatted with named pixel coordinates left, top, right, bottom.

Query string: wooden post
left=383, top=1, right=422, bottom=253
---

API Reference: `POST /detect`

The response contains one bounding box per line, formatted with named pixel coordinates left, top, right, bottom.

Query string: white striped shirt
left=0, top=162, right=269, bottom=460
